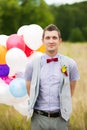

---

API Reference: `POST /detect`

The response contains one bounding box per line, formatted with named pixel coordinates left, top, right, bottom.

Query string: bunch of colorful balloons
left=0, top=24, right=45, bottom=116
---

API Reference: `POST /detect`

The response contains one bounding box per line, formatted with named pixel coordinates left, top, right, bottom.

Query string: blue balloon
left=9, top=78, right=27, bottom=98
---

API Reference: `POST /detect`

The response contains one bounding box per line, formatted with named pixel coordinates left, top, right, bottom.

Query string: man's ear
left=42, top=38, right=44, bottom=44
left=59, top=38, right=62, bottom=45
left=60, top=38, right=62, bottom=43
left=42, top=38, right=45, bottom=46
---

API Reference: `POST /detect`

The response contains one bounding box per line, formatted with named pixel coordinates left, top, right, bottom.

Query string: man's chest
left=40, top=62, right=62, bottom=85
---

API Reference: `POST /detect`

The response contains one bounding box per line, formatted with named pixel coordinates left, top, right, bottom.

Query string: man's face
left=42, top=30, right=62, bottom=53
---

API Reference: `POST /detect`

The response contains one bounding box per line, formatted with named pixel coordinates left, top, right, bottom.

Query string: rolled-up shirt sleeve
left=24, top=61, right=33, bottom=81
left=69, top=59, right=80, bottom=81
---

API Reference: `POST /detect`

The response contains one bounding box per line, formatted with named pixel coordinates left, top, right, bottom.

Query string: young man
left=24, top=24, right=80, bottom=130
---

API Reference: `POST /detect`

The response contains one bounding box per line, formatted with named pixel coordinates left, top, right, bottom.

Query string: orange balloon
left=0, top=45, right=7, bottom=64
left=37, top=44, right=45, bottom=53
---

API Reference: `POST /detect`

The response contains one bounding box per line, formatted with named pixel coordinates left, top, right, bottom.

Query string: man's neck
left=45, top=50, right=58, bottom=57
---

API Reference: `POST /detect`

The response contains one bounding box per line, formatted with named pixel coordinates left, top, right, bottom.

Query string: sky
left=44, top=0, right=87, bottom=5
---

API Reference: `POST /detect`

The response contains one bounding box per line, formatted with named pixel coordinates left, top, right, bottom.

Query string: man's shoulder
left=59, top=53, right=72, bottom=60
left=59, top=53, right=76, bottom=66
left=28, top=52, right=43, bottom=63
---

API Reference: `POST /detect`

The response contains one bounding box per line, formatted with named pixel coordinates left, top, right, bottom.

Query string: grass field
left=0, top=42, right=87, bottom=130
left=59, top=42, right=87, bottom=130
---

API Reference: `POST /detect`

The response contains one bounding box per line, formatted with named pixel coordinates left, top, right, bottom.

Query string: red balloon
left=25, top=44, right=34, bottom=57
left=6, top=34, right=25, bottom=51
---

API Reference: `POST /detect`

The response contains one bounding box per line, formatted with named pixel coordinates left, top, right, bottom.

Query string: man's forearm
left=26, top=80, right=31, bottom=96
left=70, top=81, right=77, bottom=97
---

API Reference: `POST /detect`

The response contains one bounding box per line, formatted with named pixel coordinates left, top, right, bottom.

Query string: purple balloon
left=0, top=64, right=10, bottom=77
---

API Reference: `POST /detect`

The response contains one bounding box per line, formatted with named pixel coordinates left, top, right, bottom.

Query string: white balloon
left=13, top=95, right=29, bottom=116
left=0, top=34, right=9, bottom=47
left=0, top=80, right=13, bottom=105
left=0, top=80, right=9, bottom=97
left=17, top=25, right=29, bottom=37
left=6, top=48, right=27, bottom=76
left=23, top=24, right=43, bottom=50
left=0, top=78, right=29, bottom=116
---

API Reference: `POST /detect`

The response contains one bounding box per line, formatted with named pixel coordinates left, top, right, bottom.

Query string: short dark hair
left=42, top=24, right=61, bottom=38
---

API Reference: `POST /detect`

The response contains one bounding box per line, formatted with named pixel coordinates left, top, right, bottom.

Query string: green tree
left=0, top=0, right=21, bottom=34
left=49, top=1, right=87, bottom=42
left=50, top=5, right=76, bottom=40
left=18, top=0, right=54, bottom=28
left=68, top=27, right=85, bottom=42
left=0, top=0, right=54, bottom=35
left=82, top=26, right=87, bottom=41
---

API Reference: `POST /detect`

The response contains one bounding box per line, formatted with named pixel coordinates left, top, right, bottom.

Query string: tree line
left=0, top=0, right=87, bottom=42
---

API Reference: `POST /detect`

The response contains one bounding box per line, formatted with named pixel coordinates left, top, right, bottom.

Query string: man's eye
left=53, top=37, right=57, bottom=39
left=45, top=37, right=50, bottom=40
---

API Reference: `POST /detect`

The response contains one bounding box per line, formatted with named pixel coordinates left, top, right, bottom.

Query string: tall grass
left=0, top=42, right=87, bottom=130
left=59, top=42, right=87, bottom=130
left=0, top=105, right=30, bottom=130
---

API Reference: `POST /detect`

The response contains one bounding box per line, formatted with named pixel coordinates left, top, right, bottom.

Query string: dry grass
left=59, top=42, right=87, bottom=130
left=0, top=105, right=30, bottom=130
left=0, top=42, right=87, bottom=130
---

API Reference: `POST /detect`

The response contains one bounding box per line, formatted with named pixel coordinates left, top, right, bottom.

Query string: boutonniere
left=61, top=65, right=68, bottom=76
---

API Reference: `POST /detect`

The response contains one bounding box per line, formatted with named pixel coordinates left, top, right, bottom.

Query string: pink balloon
left=6, top=34, right=25, bottom=51
left=1, top=76, right=13, bottom=85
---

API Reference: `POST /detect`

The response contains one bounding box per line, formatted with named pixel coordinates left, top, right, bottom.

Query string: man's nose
left=49, top=38, right=54, bottom=43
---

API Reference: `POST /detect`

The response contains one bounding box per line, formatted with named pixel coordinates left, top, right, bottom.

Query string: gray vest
left=27, top=54, right=72, bottom=121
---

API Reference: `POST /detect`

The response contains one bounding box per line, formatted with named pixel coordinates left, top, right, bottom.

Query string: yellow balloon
left=0, top=45, right=7, bottom=64
left=37, top=44, right=45, bottom=53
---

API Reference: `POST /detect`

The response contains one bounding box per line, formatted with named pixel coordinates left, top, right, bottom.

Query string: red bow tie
left=47, top=58, right=58, bottom=63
